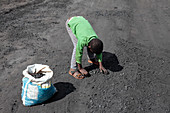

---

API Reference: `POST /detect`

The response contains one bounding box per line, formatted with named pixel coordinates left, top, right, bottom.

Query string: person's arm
left=99, top=62, right=108, bottom=74
left=96, top=53, right=109, bottom=74
left=75, top=40, right=84, bottom=64
left=77, top=63, right=88, bottom=75
left=96, top=53, right=102, bottom=62
left=76, top=41, right=88, bottom=75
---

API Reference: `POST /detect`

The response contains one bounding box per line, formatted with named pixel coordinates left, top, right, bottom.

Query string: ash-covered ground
left=0, top=0, right=170, bottom=113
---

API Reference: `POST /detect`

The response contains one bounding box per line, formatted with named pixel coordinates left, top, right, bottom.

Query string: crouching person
left=66, top=16, right=108, bottom=79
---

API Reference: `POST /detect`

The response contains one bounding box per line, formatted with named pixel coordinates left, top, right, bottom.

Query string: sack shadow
left=44, top=82, right=76, bottom=104
left=85, top=51, right=123, bottom=75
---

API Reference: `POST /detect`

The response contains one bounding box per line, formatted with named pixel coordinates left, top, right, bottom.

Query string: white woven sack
left=22, top=64, right=53, bottom=85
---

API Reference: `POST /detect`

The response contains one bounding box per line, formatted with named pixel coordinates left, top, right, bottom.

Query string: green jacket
left=68, top=16, right=102, bottom=64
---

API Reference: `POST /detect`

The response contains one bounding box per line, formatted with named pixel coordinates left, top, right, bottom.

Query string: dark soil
left=0, top=0, right=170, bottom=113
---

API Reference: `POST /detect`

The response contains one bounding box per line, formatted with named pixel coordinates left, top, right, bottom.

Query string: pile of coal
left=29, top=72, right=45, bottom=78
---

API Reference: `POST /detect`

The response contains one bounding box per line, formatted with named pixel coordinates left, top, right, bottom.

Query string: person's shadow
left=44, top=82, right=76, bottom=104
left=102, top=51, right=123, bottom=72
left=85, top=51, right=123, bottom=74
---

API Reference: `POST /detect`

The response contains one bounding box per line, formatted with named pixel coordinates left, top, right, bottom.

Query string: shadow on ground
left=85, top=51, right=123, bottom=73
left=44, top=82, right=76, bottom=104
left=102, top=51, right=123, bottom=72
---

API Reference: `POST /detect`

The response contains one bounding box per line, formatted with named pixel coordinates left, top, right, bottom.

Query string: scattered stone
left=125, top=86, right=128, bottom=90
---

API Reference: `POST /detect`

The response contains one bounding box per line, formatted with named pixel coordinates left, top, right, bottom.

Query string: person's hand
left=99, top=65, right=109, bottom=75
left=79, top=68, right=88, bottom=75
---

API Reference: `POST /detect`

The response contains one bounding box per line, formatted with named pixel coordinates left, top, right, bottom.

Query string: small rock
left=125, top=86, right=128, bottom=90
left=131, top=97, right=134, bottom=100
left=42, top=104, right=45, bottom=106
left=114, top=7, right=118, bottom=9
